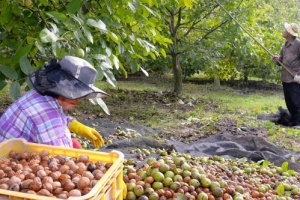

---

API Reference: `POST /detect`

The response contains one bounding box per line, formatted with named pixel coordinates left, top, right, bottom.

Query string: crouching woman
left=0, top=56, right=109, bottom=149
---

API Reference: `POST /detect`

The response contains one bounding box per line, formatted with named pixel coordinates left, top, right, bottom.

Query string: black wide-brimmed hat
left=29, top=56, right=110, bottom=100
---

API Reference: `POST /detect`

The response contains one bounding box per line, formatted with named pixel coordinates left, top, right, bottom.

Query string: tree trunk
left=214, top=76, right=221, bottom=88
left=213, top=67, right=220, bottom=88
left=172, top=54, right=182, bottom=95
left=262, top=74, right=266, bottom=81
left=244, top=72, right=248, bottom=82
left=243, top=65, right=249, bottom=82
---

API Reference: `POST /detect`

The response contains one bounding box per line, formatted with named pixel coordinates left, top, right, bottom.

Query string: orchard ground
left=1, top=73, right=300, bottom=153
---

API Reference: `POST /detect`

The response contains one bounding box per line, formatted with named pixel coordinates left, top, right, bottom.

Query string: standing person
left=273, top=22, right=300, bottom=127
left=0, top=56, right=109, bottom=148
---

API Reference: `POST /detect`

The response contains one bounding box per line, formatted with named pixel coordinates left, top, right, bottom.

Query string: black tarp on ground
left=166, top=134, right=300, bottom=170
left=81, top=118, right=300, bottom=171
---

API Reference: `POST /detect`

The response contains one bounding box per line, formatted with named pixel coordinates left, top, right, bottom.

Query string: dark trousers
left=282, top=82, right=300, bottom=125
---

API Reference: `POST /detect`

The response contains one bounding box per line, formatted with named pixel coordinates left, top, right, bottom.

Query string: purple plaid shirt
left=0, top=89, right=74, bottom=147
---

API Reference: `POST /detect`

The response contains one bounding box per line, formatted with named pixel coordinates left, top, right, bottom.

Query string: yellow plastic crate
left=0, top=138, right=124, bottom=200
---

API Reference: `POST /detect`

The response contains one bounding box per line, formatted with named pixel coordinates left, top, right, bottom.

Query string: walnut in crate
left=0, top=150, right=113, bottom=199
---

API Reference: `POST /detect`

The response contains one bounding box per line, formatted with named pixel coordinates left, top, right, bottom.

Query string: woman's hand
left=68, top=120, right=104, bottom=148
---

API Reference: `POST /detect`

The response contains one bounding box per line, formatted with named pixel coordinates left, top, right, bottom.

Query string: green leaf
left=163, top=38, right=173, bottom=44
left=26, top=77, right=34, bottom=90
left=101, top=67, right=116, bottom=87
left=66, top=0, right=82, bottom=14
left=140, top=66, right=149, bottom=77
left=86, top=19, right=107, bottom=31
left=262, top=160, right=269, bottom=167
left=49, top=23, right=59, bottom=34
left=0, top=64, right=18, bottom=80
left=52, top=42, right=61, bottom=57
left=101, top=15, right=122, bottom=28
left=118, top=44, right=125, bottom=54
left=20, top=56, right=34, bottom=75
left=130, top=61, right=138, bottom=73
left=73, top=28, right=84, bottom=42
left=96, top=67, right=104, bottom=80
left=0, top=81, right=7, bottom=91
left=14, top=45, right=33, bottom=64
left=89, top=98, right=110, bottom=115
left=1, top=4, right=12, bottom=24
left=112, top=55, right=119, bottom=70
left=105, top=0, right=112, bottom=14
left=287, top=169, right=295, bottom=176
left=118, top=62, right=127, bottom=78
left=159, top=48, right=167, bottom=57
left=141, top=4, right=157, bottom=16
left=35, top=41, right=46, bottom=55
left=256, top=160, right=264, bottom=165
left=144, top=40, right=155, bottom=49
left=238, top=157, right=248, bottom=163
left=100, top=62, right=112, bottom=69
left=281, top=161, right=289, bottom=172
left=151, top=52, right=158, bottom=59
left=183, top=0, right=192, bottom=8
left=46, top=11, right=67, bottom=21
left=128, top=2, right=136, bottom=13
left=71, top=14, right=84, bottom=25
left=40, top=28, right=58, bottom=43
left=276, top=184, right=285, bottom=196
left=82, top=26, right=93, bottom=44
left=148, top=0, right=158, bottom=7
left=9, top=82, right=21, bottom=101
left=106, top=48, right=111, bottom=57
left=93, top=54, right=107, bottom=60
left=107, top=32, right=120, bottom=44
left=39, top=0, right=48, bottom=6
left=26, top=36, right=35, bottom=44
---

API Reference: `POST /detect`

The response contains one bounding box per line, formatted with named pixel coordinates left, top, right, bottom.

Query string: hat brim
left=85, top=85, right=110, bottom=99
left=30, top=68, right=110, bottom=100
left=284, top=22, right=298, bottom=37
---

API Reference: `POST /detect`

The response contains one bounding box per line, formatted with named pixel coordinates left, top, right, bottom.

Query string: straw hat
left=29, top=56, right=110, bottom=100
left=284, top=22, right=299, bottom=37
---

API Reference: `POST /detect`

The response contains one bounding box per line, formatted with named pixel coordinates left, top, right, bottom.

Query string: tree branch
left=21, top=4, right=51, bottom=31
left=173, top=7, right=182, bottom=34
left=49, top=0, right=58, bottom=10
left=174, top=6, right=186, bottom=15
left=95, top=0, right=103, bottom=9
left=194, top=19, right=229, bottom=45
left=180, top=5, right=219, bottom=40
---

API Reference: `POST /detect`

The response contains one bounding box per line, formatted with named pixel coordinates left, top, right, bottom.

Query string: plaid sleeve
left=66, top=116, right=75, bottom=126
left=0, top=90, right=73, bottom=148
left=25, top=97, right=73, bottom=148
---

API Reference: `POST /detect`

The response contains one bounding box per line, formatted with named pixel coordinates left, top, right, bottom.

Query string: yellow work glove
left=122, top=181, right=127, bottom=199
left=68, top=120, right=104, bottom=148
